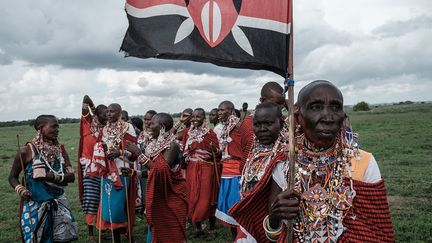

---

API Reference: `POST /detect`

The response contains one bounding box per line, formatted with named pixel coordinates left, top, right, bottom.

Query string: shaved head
left=260, top=81, right=285, bottom=107
left=108, top=103, right=122, bottom=112
left=218, top=100, right=235, bottom=122
left=34, top=115, right=57, bottom=131
left=219, top=100, right=234, bottom=110
left=154, top=113, right=174, bottom=130
left=106, top=103, right=122, bottom=122
left=261, top=81, right=284, bottom=98
left=183, top=108, right=193, bottom=114
left=194, top=108, right=206, bottom=117
left=297, top=80, right=343, bottom=110
left=296, top=80, right=345, bottom=148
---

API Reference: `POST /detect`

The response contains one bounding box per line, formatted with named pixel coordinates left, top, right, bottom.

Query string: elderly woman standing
left=231, top=81, right=394, bottom=242
left=8, top=115, right=78, bottom=243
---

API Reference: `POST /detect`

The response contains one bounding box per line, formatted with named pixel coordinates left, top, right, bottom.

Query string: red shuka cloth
left=88, top=130, right=137, bottom=189
left=77, top=115, right=99, bottom=203
left=221, top=126, right=244, bottom=176
left=232, top=172, right=395, bottom=242
left=278, top=179, right=395, bottom=242
left=227, top=126, right=243, bottom=161
left=229, top=149, right=286, bottom=243
left=182, top=128, right=221, bottom=223
left=339, top=179, right=395, bottom=242
left=146, top=153, right=188, bottom=243
left=239, top=115, right=254, bottom=171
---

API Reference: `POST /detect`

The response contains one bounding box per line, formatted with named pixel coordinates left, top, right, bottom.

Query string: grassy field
left=0, top=103, right=431, bottom=242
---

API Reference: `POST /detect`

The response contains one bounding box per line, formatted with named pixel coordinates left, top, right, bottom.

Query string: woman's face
left=96, top=107, right=107, bottom=125
left=143, top=113, right=154, bottom=129
left=106, top=105, right=121, bottom=123
left=191, top=110, right=205, bottom=128
left=208, top=109, right=218, bottom=124
left=218, top=103, right=232, bottom=123
left=41, top=118, right=59, bottom=142
left=253, top=108, right=281, bottom=145
left=298, top=84, right=345, bottom=148
left=148, top=116, right=162, bottom=139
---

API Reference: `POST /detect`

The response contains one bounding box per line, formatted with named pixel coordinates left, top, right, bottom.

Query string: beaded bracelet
left=15, top=185, right=26, bottom=198
left=138, top=153, right=150, bottom=166
left=263, top=215, right=283, bottom=242
left=82, top=112, right=90, bottom=118
left=14, top=184, right=24, bottom=193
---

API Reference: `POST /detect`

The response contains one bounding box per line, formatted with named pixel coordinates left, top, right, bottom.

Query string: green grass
left=1, top=103, right=431, bottom=242
left=347, top=104, right=432, bottom=242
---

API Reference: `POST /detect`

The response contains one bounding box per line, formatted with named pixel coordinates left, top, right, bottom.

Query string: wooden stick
left=16, top=135, right=28, bottom=192
left=285, top=0, right=296, bottom=242
left=16, top=135, right=37, bottom=243
left=285, top=85, right=296, bottom=243
left=98, top=177, right=103, bottom=243
left=124, top=176, right=132, bottom=243
left=122, top=140, right=133, bottom=243
left=210, top=143, right=220, bottom=187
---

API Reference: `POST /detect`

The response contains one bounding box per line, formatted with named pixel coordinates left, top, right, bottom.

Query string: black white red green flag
left=120, top=0, right=292, bottom=77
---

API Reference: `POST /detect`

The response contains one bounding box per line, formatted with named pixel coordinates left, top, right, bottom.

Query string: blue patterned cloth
left=215, top=176, right=241, bottom=225
left=101, top=176, right=130, bottom=223
left=21, top=144, right=77, bottom=242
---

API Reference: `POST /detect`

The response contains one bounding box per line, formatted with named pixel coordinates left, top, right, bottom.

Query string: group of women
left=8, top=80, right=395, bottom=242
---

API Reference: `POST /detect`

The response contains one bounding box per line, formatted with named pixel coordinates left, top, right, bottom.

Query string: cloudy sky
left=0, top=0, right=431, bottom=121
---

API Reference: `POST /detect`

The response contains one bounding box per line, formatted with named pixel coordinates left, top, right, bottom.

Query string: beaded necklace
left=242, top=136, right=283, bottom=194
left=219, top=115, right=240, bottom=155
left=31, top=132, right=64, bottom=176
left=102, top=120, right=129, bottom=150
left=137, top=129, right=151, bottom=151
left=145, top=132, right=176, bottom=158
left=293, top=129, right=358, bottom=242
left=89, top=116, right=103, bottom=138
left=185, top=124, right=209, bottom=148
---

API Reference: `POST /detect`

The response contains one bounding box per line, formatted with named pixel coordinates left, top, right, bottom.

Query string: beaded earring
left=295, top=124, right=302, bottom=134
left=342, top=116, right=357, bottom=147
left=157, top=126, right=166, bottom=141
left=36, top=129, right=42, bottom=139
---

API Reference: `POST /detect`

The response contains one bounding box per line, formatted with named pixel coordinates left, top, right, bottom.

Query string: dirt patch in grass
left=388, top=195, right=429, bottom=211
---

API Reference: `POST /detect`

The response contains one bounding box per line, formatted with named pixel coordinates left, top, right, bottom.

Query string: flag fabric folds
left=120, top=0, right=292, bottom=77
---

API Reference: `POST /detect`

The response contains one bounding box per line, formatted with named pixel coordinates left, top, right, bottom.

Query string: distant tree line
left=2, top=101, right=430, bottom=127
left=0, top=118, right=80, bottom=128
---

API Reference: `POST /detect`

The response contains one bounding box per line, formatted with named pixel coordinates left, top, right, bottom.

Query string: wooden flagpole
left=16, top=135, right=37, bottom=243
left=285, top=0, right=296, bottom=242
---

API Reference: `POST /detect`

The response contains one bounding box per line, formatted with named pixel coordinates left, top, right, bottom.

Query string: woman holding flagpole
left=231, top=81, right=394, bottom=242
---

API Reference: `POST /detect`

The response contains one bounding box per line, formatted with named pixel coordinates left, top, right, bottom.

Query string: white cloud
left=0, top=0, right=431, bottom=121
